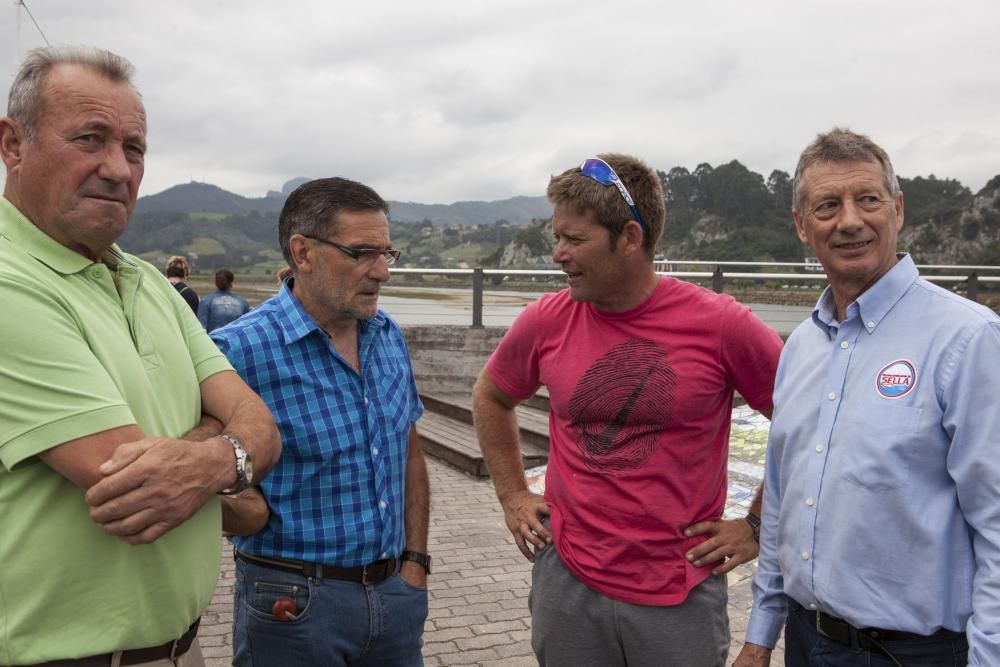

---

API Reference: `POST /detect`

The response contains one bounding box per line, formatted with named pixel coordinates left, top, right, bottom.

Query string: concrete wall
left=404, top=325, right=509, bottom=393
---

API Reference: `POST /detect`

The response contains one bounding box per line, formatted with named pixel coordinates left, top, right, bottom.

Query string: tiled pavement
left=199, top=445, right=784, bottom=666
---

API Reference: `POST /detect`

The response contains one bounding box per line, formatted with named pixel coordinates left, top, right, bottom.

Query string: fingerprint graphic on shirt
left=567, top=338, right=676, bottom=475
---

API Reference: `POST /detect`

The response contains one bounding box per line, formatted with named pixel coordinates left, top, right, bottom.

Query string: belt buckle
left=814, top=610, right=836, bottom=641
left=362, top=563, right=374, bottom=585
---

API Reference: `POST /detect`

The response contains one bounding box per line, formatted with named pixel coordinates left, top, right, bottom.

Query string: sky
left=3, top=0, right=999, bottom=204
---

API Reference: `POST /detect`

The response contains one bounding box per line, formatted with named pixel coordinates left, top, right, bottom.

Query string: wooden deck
left=417, top=410, right=548, bottom=478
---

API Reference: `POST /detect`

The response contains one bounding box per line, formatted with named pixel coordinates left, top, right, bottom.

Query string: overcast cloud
left=3, top=0, right=999, bottom=204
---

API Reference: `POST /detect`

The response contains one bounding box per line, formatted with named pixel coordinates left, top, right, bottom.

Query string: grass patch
left=183, top=236, right=226, bottom=255
left=441, top=242, right=491, bottom=263
left=189, top=212, right=227, bottom=221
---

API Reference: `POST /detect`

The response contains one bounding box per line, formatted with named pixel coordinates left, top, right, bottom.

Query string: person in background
left=735, top=128, right=1000, bottom=667
left=166, top=254, right=199, bottom=314
left=198, top=267, right=251, bottom=331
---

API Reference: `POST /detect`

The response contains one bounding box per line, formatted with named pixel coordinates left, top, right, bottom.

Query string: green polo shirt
left=0, top=197, right=233, bottom=664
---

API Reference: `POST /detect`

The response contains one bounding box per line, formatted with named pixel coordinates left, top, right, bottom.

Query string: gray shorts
left=529, top=544, right=729, bottom=667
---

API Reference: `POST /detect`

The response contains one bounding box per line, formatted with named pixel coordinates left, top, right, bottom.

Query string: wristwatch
left=219, top=433, right=254, bottom=495
left=744, top=512, right=761, bottom=543
left=401, top=550, right=432, bottom=574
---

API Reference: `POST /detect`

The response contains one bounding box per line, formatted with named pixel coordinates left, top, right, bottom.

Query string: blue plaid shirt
left=212, top=280, right=423, bottom=566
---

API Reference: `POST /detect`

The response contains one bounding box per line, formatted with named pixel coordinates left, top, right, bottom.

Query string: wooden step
left=417, top=411, right=548, bottom=478
left=420, top=391, right=550, bottom=451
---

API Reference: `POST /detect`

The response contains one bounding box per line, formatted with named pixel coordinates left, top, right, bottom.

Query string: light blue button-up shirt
left=747, top=255, right=1000, bottom=665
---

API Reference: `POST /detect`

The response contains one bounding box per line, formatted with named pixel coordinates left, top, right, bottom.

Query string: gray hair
left=7, top=45, right=137, bottom=139
left=792, top=127, right=899, bottom=213
left=278, top=177, right=389, bottom=269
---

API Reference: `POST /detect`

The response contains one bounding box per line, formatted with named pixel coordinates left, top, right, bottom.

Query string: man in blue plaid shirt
left=212, top=177, right=431, bottom=667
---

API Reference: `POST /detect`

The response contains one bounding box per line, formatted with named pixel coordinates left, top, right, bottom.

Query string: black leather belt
left=808, top=607, right=964, bottom=659
left=236, top=550, right=399, bottom=584
left=25, top=618, right=199, bottom=666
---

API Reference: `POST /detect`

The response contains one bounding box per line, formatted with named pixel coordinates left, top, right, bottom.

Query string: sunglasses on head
left=580, top=157, right=647, bottom=236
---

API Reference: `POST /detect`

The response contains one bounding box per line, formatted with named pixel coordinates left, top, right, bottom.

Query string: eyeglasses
left=580, top=157, right=647, bottom=236
left=303, top=236, right=401, bottom=266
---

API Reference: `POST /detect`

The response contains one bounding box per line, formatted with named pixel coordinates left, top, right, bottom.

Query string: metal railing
left=390, top=261, right=1000, bottom=327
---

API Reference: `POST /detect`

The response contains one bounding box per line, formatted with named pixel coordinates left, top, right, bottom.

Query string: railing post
left=472, top=267, right=484, bottom=328
left=966, top=272, right=979, bottom=303
left=712, top=265, right=724, bottom=294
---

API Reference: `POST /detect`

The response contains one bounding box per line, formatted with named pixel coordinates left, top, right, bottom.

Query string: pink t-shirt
left=486, top=277, right=782, bottom=605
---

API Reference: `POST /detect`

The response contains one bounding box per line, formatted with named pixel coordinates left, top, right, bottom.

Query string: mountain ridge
left=135, top=179, right=551, bottom=226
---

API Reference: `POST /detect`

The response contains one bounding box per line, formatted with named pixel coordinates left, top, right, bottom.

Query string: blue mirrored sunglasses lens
left=580, top=158, right=615, bottom=185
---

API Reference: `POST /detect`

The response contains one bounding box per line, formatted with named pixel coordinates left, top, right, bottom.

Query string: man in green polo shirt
left=0, top=46, right=281, bottom=666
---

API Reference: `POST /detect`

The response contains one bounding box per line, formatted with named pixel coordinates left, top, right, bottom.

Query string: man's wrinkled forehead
left=38, top=63, right=146, bottom=128
left=802, top=159, right=889, bottom=196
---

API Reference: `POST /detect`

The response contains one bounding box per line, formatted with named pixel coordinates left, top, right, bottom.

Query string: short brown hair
left=215, top=269, right=235, bottom=291
left=793, top=128, right=899, bottom=213
left=547, top=153, right=665, bottom=258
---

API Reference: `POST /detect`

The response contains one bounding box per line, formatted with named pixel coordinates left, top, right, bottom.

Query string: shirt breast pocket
left=375, top=368, right=413, bottom=435
left=838, top=404, right=924, bottom=492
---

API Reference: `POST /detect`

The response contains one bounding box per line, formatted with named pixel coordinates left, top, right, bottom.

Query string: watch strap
left=401, top=550, right=432, bottom=574
left=744, top=512, right=761, bottom=543
left=219, top=433, right=253, bottom=496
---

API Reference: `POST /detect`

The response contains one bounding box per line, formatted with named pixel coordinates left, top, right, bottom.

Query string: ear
left=792, top=210, right=809, bottom=244
left=621, top=220, right=645, bottom=255
left=0, top=117, right=27, bottom=171
left=893, top=191, right=904, bottom=233
left=288, top=235, right=315, bottom=274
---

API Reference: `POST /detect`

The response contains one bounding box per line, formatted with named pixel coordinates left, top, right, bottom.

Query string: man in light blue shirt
left=735, top=128, right=1000, bottom=666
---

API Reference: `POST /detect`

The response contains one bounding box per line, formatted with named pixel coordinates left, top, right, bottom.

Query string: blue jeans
left=233, top=557, right=427, bottom=667
left=785, top=603, right=968, bottom=666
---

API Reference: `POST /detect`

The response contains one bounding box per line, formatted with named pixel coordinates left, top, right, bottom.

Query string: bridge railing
left=390, top=261, right=1000, bottom=327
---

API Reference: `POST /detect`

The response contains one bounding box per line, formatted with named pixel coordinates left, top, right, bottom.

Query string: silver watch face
left=243, top=455, right=254, bottom=485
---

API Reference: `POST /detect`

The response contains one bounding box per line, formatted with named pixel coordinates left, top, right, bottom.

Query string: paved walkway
left=198, top=450, right=783, bottom=666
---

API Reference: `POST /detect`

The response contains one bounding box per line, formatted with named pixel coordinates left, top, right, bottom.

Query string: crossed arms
left=39, top=370, right=281, bottom=545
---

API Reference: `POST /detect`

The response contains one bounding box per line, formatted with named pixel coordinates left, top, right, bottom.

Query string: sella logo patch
left=875, top=359, right=916, bottom=399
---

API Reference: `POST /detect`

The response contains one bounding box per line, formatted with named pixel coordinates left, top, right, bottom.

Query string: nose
left=836, top=199, right=865, bottom=234
left=97, top=142, right=133, bottom=184
left=552, top=240, right=568, bottom=264
left=369, top=254, right=392, bottom=283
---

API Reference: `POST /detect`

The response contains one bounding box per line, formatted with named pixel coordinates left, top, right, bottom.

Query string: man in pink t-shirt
left=473, top=153, right=782, bottom=666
